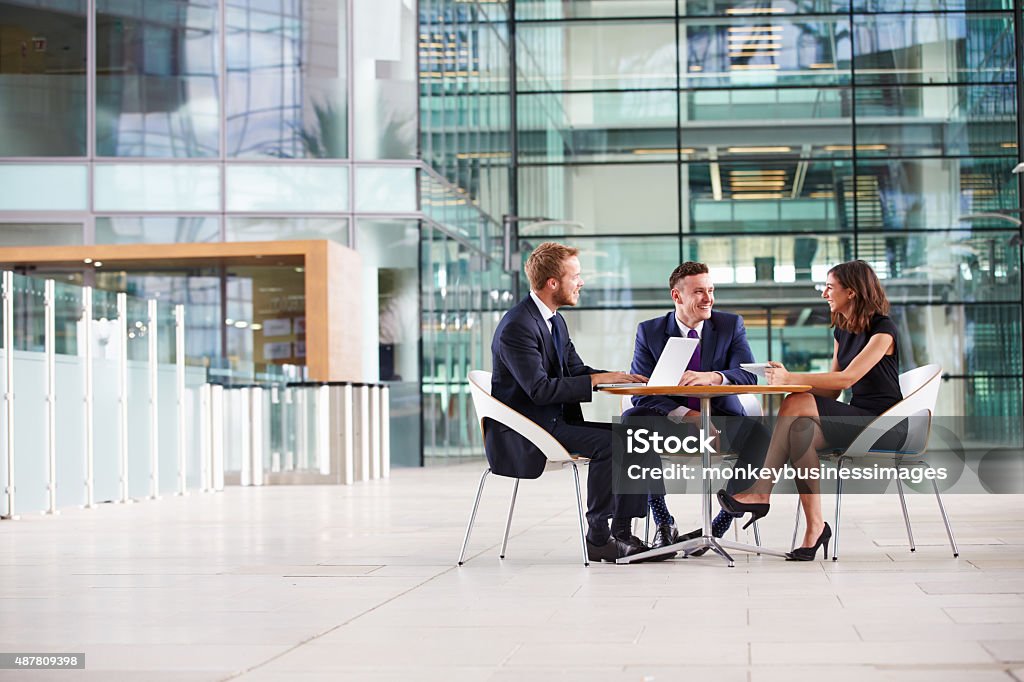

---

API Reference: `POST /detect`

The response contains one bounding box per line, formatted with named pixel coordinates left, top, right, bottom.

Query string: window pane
left=226, top=164, right=348, bottom=212
left=896, top=303, right=1021, bottom=378
left=0, top=1, right=87, bottom=156
left=95, top=216, right=220, bottom=243
left=519, top=163, right=679, bottom=234
left=856, top=231, right=1021, bottom=303
left=226, top=217, right=348, bottom=243
left=96, top=0, right=220, bottom=157
left=354, top=166, right=417, bottom=212
left=681, top=15, right=851, bottom=89
left=225, top=2, right=348, bottom=158
left=353, top=0, right=416, bottom=159
left=853, top=13, right=1016, bottom=86
left=853, top=157, right=1019, bottom=230
left=688, top=160, right=852, bottom=232
left=0, top=164, right=87, bottom=210
left=518, top=21, right=677, bottom=92
left=516, top=1, right=676, bottom=19
left=855, top=85, right=1017, bottom=158
left=0, top=222, right=83, bottom=246
left=518, top=91, right=677, bottom=163
left=94, top=164, right=221, bottom=211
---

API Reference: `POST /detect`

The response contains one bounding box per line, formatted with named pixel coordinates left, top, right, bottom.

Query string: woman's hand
left=764, top=361, right=791, bottom=385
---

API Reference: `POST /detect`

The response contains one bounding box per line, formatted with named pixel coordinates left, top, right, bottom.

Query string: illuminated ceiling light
left=234, top=321, right=249, bottom=329
left=729, top=63, right=781, bottom=70
left=730, top=51, right=780, bottom=57
left=1000, top=142, right=1018, bottom=148
left=631, top=148, right=696, bottom=155
left=728, top=26, right=782, bottom=32
left=731, top=181, right=787, bottom=187
left=455, top=151, right=512, bottom=159
left=83, top=258, right=92, bottom=264
left=251, top=323, right=263, bottom=331
left=809, top=191, right=835, bottom=199
left=729, top=170, right=787, bottom=175
left=689, top=65, right=703, bottom=71
left=732, top=192, right=786, bottom=199
left=823, top=144, right=888, bottom=151
left=727, top=146, right=792, bottom=153
left=726, top=7, right=786, bottom=14
left=728, top=36, right=782, bottom=42
left=809, top=63, right=836, bottom=69
left=93, top=261, right=103, bottom=267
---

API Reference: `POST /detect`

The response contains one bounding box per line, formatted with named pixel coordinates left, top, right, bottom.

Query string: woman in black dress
left=717, top=260, right=903, bottom=560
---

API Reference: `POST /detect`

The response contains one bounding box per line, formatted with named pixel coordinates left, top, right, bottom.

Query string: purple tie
left=684, top=328, right=701, bottom=411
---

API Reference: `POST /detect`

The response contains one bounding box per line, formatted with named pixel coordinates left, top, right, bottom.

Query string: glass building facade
left=0, top=0, right=1021, bottom=464
left=421, top=0, right=1024, bottom=455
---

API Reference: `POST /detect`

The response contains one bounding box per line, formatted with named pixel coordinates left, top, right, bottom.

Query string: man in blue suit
left=623, top=261, right=770, bottom=551
left=489, top=242, right=662, bottom=563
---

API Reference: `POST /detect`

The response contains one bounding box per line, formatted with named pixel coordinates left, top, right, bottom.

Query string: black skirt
left=813, top=395, right=908, bottom=453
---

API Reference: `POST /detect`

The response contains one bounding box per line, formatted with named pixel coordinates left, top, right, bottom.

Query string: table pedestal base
left=616, top=536, right=789, bottom=566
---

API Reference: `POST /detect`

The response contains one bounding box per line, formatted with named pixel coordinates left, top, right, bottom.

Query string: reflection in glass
left=0, top=164, right=88, bottom=211
left=226, top=217, right=348, bottom=243
left=95, top=217, right=220, bottom=244
left=94, top=164, right=220, bottom=211
left=96, top=0, right=219, bottom=157
left=0, top=223, right=83, bottom=246
left=853, top=12, right=1016, bottom=85
left=353, top=0, right=417, bottom=159
left=226, top=165, right=348, bottom=211
left=681, top=16, right=851, bottom=89
left=225, top=1, right=348, bottom=158
left=518, top=22, right=676, bottom=92
left=0, top=1, right=87, bottom=156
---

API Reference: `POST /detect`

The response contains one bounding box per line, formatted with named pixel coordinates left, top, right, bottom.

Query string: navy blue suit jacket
left=486, top=296, right=601, bottom=478
left=630, top=311, right=756, bottom=417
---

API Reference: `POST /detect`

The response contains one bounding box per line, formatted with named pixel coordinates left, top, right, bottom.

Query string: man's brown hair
left=669, top=261, right=710, bottom=289
left=828, top=260, right=890, bottom=334
left=525, top=242, right=579, bottom=291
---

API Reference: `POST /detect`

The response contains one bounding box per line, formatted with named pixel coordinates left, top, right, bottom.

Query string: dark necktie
left=684, top=327, right=701, bottom=411
left=550, top=315, right=566, bottom=375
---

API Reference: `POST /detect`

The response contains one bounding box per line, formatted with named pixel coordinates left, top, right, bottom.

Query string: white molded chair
left=459, top=370, right=591, bottom=566
left=791, top=364, right=957, bottom=560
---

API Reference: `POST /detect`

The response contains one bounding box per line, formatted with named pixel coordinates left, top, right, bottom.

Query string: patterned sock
left=648, top=495, right=675, bottom=527
left=711, top=509, right=733, bottom=538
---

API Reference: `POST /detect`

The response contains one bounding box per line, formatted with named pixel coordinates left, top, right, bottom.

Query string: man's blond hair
left=525, top=242, right=579, bottom=291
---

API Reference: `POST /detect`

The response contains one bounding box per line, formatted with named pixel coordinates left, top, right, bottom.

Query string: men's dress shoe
left=586, top=535, right=671, bottom=563
left=651, top=523, right=679, bottom=558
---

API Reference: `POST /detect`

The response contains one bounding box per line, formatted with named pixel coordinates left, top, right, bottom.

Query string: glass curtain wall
left=504, top=1, right=1022, bottom=440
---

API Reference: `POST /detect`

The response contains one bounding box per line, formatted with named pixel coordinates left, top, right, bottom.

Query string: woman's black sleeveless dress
left=813, top=314, right=905, bottom=450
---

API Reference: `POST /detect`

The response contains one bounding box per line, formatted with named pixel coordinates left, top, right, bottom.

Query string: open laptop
left=594, top=336, right=700, bottom=388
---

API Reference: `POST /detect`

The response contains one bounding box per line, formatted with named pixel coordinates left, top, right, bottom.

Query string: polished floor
left=1, top=461, right=1022, bottom=681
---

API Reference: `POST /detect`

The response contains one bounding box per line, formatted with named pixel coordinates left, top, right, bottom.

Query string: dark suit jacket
left=630, top=310, right=756, bottom=417
left=486, top=295, right=601, bottom=479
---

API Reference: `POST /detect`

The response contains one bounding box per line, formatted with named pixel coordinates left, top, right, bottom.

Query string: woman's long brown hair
left=828, top=260, right=889, bottom=334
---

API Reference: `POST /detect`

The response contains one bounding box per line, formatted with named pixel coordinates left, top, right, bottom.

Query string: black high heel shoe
left=715, top=489, right=770, bottom=530
left=786, top=522, right=832, bottom=561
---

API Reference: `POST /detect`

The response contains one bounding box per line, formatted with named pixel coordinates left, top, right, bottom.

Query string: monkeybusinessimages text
left=623, top=428, right=948, bottom=485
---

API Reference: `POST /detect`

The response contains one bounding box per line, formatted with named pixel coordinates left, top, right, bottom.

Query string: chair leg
left=931, top=471, right=959, bottom=558
left=833, top=459, right=845, bottom=562
left=895, top=473, right=916, bottom=553
left=752, top=519, right=761, bottom=551
left=571, top=463, right=590, bottom=567
left=791, top=497, right=802, bottom=551
left=644, top=507, right=651, bottom=544
left=458, top=468, right=490, bottom=566
left=500, top=479, right=519, bottom=559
